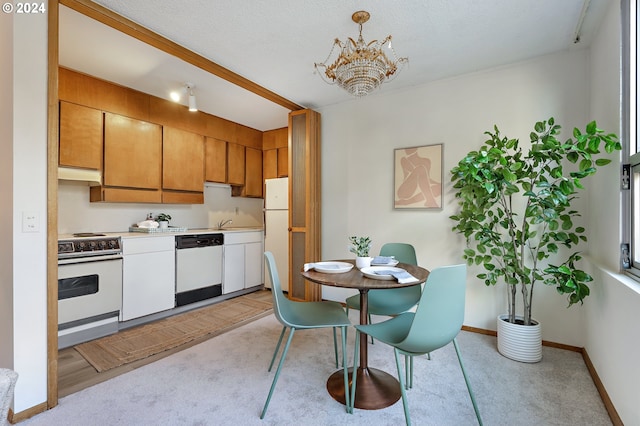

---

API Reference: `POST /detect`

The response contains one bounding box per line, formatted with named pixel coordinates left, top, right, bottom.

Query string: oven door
left=58, top=255, right=123, bottom=326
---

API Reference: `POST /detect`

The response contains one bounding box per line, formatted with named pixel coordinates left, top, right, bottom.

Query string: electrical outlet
left=22, top=211, right=39, bottom=233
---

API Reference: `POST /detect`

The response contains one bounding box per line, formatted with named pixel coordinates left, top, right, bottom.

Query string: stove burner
left=73, top=233, right=107, bottom=237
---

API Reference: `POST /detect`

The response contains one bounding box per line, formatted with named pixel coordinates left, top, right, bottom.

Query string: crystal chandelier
left=314, top=11, right=408, bottom=97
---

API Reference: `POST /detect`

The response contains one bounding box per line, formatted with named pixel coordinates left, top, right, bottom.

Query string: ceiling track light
left=170, top=82, right=198, bottom=112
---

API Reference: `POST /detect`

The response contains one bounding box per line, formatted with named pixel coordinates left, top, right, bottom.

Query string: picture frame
left=393, top=143, right=443, bottom=209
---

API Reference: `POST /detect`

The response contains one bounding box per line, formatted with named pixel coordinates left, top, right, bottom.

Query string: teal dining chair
left=345, top=243, right=421, bottom=342
left=261, top=252, right=352, bottom=419
left=350, top=264, right=482, bottom=426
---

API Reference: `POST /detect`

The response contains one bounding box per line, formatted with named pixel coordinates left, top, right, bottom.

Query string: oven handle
left=58, top=254, right=123, bottom=265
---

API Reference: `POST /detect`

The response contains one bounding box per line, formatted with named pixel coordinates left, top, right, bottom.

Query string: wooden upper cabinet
left=59, top=101, right=103, bottom=170
left=227, top=143, right=245, bottom=185
left=162, top=126, right=204, bottom=192
left=244, top=147, right=263, bottom=197
left=104, top=113, right=162, bottom=190
left=205, top=137, right=227, bottom=183
left=263, top=149, right=278, bottom=180
left=277, top=147, right=288, bottom=177
left=262, top=127, right=288, bottom=181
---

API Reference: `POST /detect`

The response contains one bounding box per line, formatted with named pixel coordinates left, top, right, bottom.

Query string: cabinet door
left=104, top=113, right=162, bottom=189
left=122, top=250, right=175, bottom=321
left=205, top=137, right=227, bottom=183
left=223, top=244, right=245, bottom=294
left=277, top=147, right=288, bottom=177
left=263, top=149, right=277, bottom=180
left=245, top=241, right=264, bottom=288
left=244, top=147, right=263, bottom=197
left=163, top=126, right=204, bottom=192
left=59, top=101, right=103, bottom=170
left=227, top=143, right=245, bottom=185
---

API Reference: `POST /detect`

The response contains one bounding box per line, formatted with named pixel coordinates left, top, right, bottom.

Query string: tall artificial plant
left=450, top=118, right=621, bottom=326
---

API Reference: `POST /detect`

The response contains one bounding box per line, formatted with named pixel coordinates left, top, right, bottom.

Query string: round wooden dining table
left=301, top=259, right=429, bottom=410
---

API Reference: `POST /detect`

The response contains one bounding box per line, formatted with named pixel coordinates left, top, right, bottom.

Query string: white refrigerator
left=264, top=177, right=289, bottom=291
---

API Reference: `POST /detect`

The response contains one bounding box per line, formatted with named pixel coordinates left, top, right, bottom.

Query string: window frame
left=623, top=0, right=640, bottom=277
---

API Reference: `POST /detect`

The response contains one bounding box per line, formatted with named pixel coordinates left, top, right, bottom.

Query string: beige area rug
left=74, top=295, right=273, bottom=372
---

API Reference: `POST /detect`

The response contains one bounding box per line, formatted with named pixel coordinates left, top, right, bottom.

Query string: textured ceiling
left=59, top=0, right=611, bottom=131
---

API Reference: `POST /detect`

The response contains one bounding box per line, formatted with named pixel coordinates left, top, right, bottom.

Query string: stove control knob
left=88, top=241, right=97, bottom=250
left=99, top=240, right=107, bottom=249
left=77, top=242, right=86, bottom=251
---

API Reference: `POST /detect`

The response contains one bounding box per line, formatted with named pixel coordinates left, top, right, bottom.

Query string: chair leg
left=394, top=348, right=411, bottom=426
left=453, top=338, right=483, bottom=426
left=340, top=326, right=350, bottom=413
left=400, top=355, right=415, bottom=390
left=268, top=326, right=287, bottom=372
left=332, top=328, right=339, bottom=368
left=368, top=313, right=374, bottom=344
left=349, top=330, right=361, bottom=414
left=260, top=327, right=296, bottom=419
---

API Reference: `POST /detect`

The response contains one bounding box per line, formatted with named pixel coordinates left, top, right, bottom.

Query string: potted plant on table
left=450, top=118, right=620, bottom=362
left=349, top=236, right=373, bottom=269
left=155, top=213, right=172, bottom=229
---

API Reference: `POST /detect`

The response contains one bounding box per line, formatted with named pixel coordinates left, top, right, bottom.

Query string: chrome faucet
left=217, top=219, right=233, bottom=229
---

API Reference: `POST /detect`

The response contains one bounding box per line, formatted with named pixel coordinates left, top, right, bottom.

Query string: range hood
left=58, top=167, right=102, bottom=186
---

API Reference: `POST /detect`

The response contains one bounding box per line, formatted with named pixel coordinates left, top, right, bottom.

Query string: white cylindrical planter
left=497, top=314, right=542, bottom=363
left=355, top=256, right=372, bottom=269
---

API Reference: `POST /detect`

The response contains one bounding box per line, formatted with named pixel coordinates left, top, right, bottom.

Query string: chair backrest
left=264, top=251, right=295, bottom=328
left=379, top=243, right=418, bottom=265
left=397, top=264, right=467, bottom=354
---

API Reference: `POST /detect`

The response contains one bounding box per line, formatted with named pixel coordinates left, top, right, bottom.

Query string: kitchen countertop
left=59, top=227, right=264, bottom=240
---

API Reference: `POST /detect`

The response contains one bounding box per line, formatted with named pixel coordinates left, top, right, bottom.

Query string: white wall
left=320, top=49, right=593, bottom=347
left=584, top=1, right=640, bottom=424
left=58, top=182, right=264, bottom=233
left=8, top=12, right=49, bottom=413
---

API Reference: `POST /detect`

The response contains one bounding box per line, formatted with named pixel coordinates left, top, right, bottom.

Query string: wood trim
left=47, top=0, right=60, bottom=410
left=581, top=349, right=623, bottom=426
left=461, top=325, right=621, bottom=425
left=11, top=401, right=48, bottom=423
left=58, top=0, right=303, bottom=112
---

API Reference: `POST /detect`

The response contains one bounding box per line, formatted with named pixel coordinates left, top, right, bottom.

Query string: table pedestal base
left=327, top=367, right=401, bottom=410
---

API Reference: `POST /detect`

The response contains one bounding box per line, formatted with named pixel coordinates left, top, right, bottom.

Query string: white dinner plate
left=312, top=262, right=354, bottom=274
left=360, top=266, right=406, bottom=280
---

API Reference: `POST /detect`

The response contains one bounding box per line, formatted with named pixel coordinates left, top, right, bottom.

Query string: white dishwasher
left=175, top=233, right=224, bottom=306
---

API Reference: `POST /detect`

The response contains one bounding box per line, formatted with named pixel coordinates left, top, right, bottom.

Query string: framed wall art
left=393, top=143, right=443, bottom=209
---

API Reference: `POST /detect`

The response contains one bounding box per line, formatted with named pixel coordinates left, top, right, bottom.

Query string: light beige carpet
left=75, top=295, right=273, bottom=372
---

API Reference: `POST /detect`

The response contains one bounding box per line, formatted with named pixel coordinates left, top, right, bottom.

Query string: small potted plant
left=349, top=236, right=372, bottom=269
left=155, top=213, right=172, bottom=229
